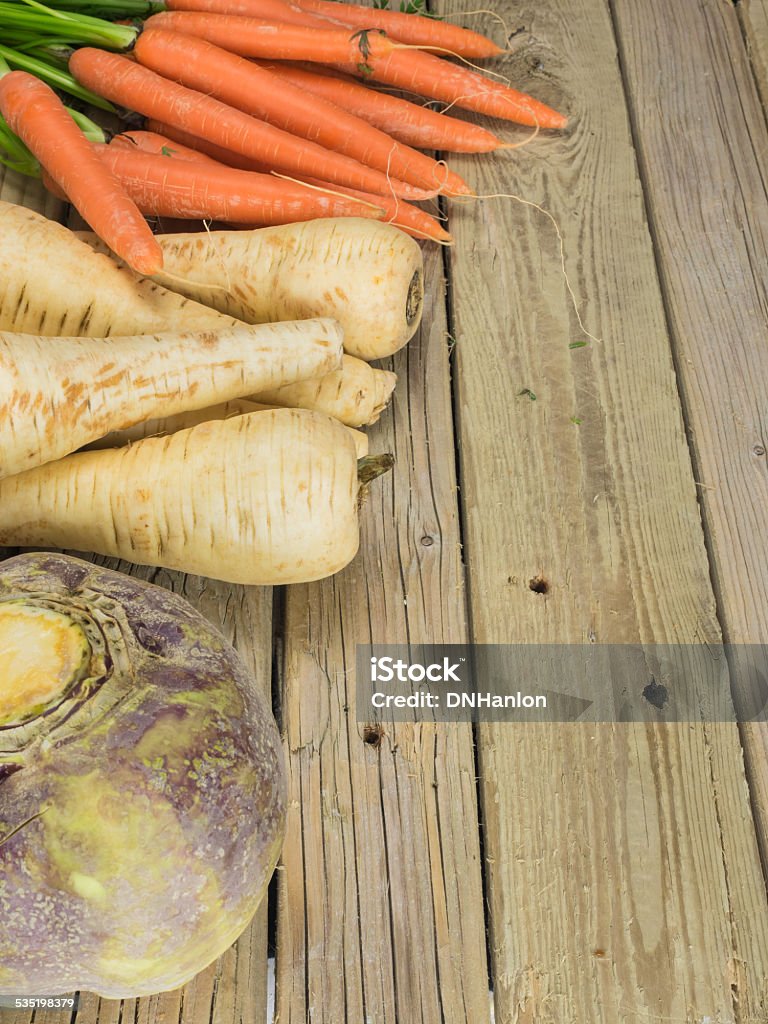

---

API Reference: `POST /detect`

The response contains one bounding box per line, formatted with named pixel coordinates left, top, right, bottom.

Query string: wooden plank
left=0, top=171, right=273, bottom=1024
left=274, top=243, right=490, bottom=1023
left=433, top=0, right=768, bottom=1020
left=739, top=0, right=768, bottom=110
left=684, top=0, right=768, bottom=872
left=612, top=0, right=768, bottom=878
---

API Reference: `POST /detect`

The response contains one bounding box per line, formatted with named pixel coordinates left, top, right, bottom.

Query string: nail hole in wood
left=529, top=576, right=549, bottom=594
left=363, top=724, right=384, bottom=748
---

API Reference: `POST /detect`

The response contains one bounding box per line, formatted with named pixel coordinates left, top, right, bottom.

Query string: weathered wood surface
left=612, top=0, right=768, bottom=870
left=274, top=242, right=489, bottom=1023
left=0, top=168, right=274, bottom=1024
left=435, top=0, right=768, bottom=1021
left=5, top=0, right=768, bottom=1013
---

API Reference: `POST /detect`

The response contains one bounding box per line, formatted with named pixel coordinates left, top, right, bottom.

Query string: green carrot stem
left=24, top=0, right=164, bottom=12
left=0, top=114, right=41, bottom=177
left=66, top=106, right=106, bottom=143
left=0, top=4, right=138, bottom=50
left=0, top=43, right=117, bottom=110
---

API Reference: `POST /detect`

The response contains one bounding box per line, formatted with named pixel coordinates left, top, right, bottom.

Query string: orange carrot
left=256, top=61, right=506, bottom=152
left=145, top=10, right=402, bottom=64
left=111, top=129, right=223, bottom=165
left=167, top=0, right=326, bottom=28
left=134, top=27, right=470, bottom=195
left=141, top=120, right=451, bottom=242
left=166, top=0, right=503, bottom=58
left=92, top=143, right=386, bottom=224
left=0, top=70, right=163, bottom=275
left=68, top=48, right=432, bottom=199
left=291, top=0, right=503, bottom=57
left=144, top=10, right=568, bottom=128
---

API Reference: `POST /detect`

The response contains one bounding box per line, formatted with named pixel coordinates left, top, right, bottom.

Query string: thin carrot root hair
left=437, top=7, right=513, bottom=39
left=418, top=92, right=540, bottom=131
left=268, top=171, right=385, bottom=211
left=495, top=122, right=541, bottom=150
left=451, top=191, right=602, bottom=346
left=397, top=42, right=516, bottom=86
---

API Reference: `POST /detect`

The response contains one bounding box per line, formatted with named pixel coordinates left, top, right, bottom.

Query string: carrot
left=0, top=318, right=343, bottom=479
left=0, top=71, right=163, bottom=275
left=299, top=176, right=451, bottom=243
left=138, top=121, right=452, bottom=242
left=254, top=62, right=506, bottom=153
left=143, top=11, right=404, bottom=68
left=68, top=48, right=432, bottom=199
left=289, top=0, right=503, bottom=57
left=134, top=28, right=470, bottom=196
left=167, top=0, right=503, bottom=59
left=92, top=143, right=386, bottom=225
left=146, top=10, right=568, bottom=128
left=112, top=129, right=223, bottom=166
left=85, top=398, right=371, bottom=458
left=0, top=409, right=367, bottom=586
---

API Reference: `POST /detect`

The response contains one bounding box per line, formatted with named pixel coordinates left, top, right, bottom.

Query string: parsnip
left=0, top=319, right=342, bottom=479
left=78, top=218, right=424, bottom=360
left=0, top=410, right=362, bottom=586
left=86, top=398, right=370, bottom=458
left=0, top=201, right=227, bottom=336
left=0, top=203, right=396, bottom=427
left=254, top=355, right=397, bottom=427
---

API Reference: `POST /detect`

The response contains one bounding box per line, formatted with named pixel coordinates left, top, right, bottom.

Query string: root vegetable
left=254, top=353, right=396, bottom=426
left=0, top=204, right=395, bottom=427
left=0, top=201, right=230, bottom=337
left=105, top=218, right=423, bottom=360
left=85, top=398, right=371, bottom=457
left=0, top=551, right=285, bottom=998
left=0, top=72, right=163, bottom=275
left=0, top=318, right=342, bottom=479
left=0, top=409, right=363, bottom=585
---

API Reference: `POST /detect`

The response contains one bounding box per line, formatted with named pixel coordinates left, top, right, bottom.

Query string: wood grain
left=613, top=0, right=768, bottom=883
left=739, top=0, right=768, bottom=111
left=274, top=243, right=490, bottom=1023
left=433, top=0, right=768, bottom=1020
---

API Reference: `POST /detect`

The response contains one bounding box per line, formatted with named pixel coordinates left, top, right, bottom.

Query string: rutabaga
left=0, top=551, right=285, bottom=998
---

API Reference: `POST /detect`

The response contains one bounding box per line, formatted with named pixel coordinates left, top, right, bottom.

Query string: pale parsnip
left=254, top=354, right=397, bottom=427
left=78, top=218, right=424, bottom=360
left=0, top=203, right=396, bottom=427
left=0, top=319, right=342, bottom=479
left=86, top=398, right=370, bottom=458
left=0, top=201, right=229, bottom=336
left=0, top=410, right=361, bottom=586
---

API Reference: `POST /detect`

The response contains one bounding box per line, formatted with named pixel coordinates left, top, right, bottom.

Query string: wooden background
left=3, top=0, right=768, bottom=1020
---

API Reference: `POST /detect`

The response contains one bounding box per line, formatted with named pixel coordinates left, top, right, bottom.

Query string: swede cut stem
left=0, top=604, right=91, bottom=727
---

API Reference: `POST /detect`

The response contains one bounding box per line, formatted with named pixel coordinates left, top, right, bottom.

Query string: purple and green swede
left=0, top=552, right=286, bottom=998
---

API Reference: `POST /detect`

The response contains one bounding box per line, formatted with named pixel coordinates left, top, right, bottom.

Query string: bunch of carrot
left=0, top=0, right=568, bottom=268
